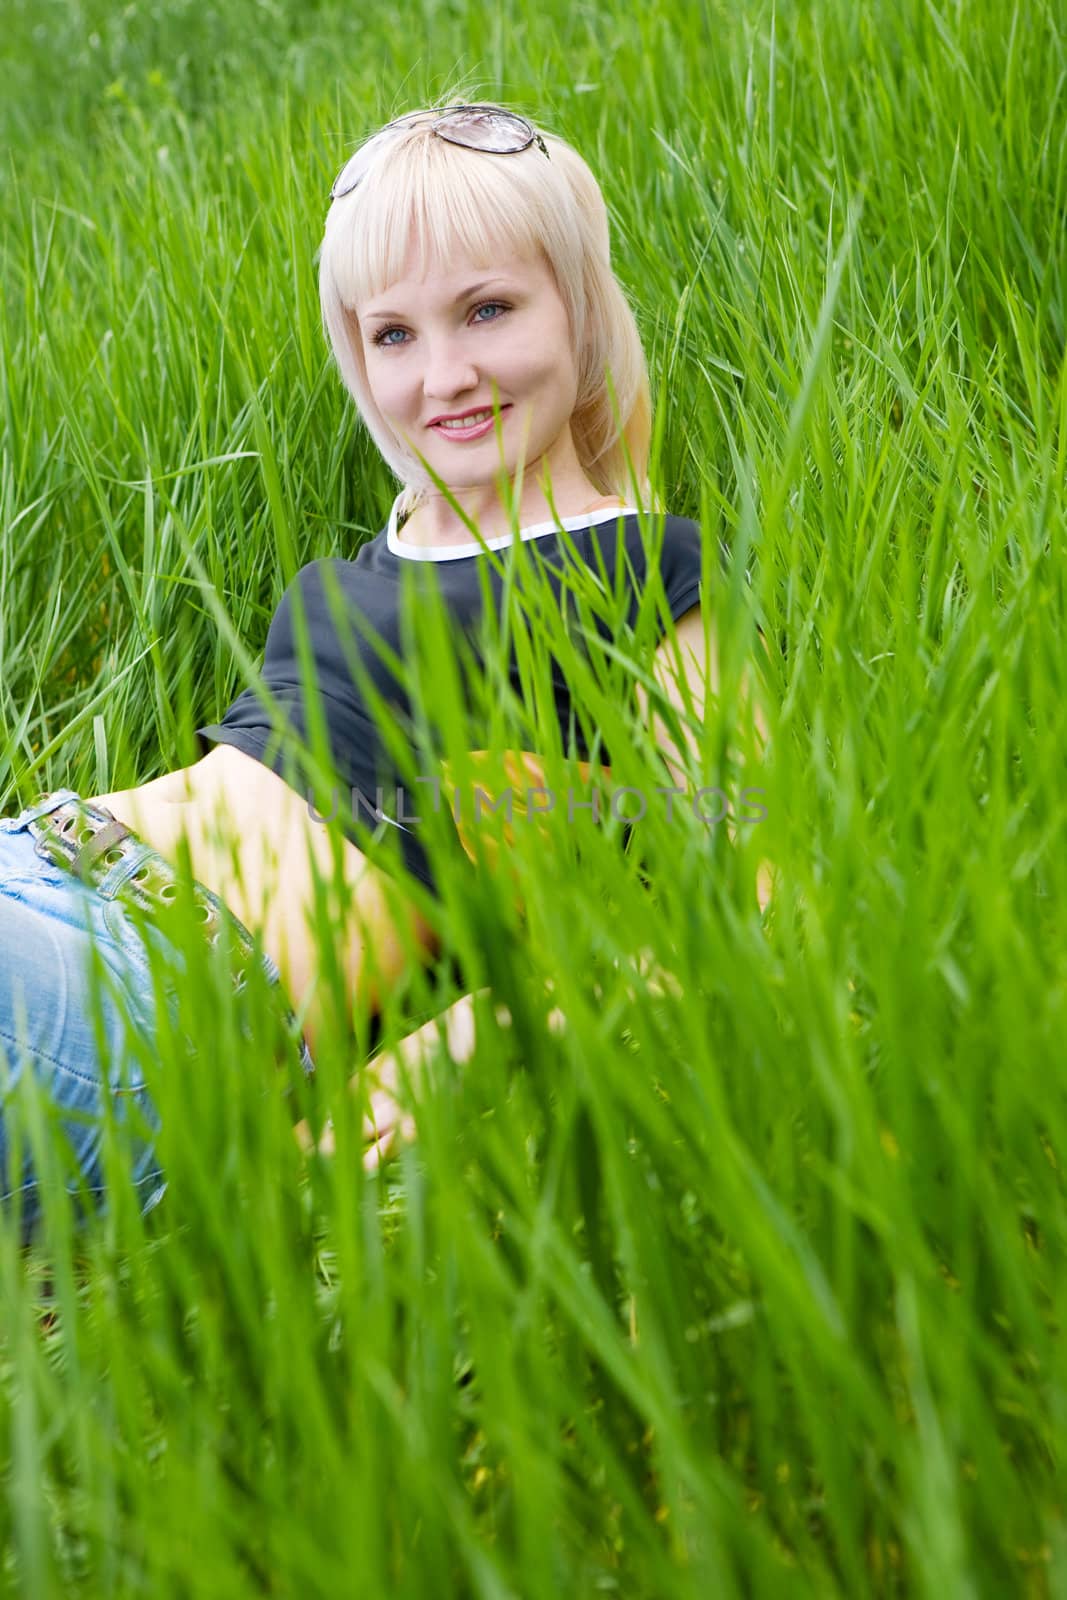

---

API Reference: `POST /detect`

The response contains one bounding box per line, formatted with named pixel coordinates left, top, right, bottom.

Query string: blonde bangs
left=325, top=128, right=569, bottom=318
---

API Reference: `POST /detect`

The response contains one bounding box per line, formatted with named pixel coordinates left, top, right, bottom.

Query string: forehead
left=356, top=241, right=549, bottom=314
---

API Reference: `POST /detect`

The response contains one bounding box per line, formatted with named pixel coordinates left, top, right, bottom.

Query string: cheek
left=365, top=362, right=411, bottom=417
left=506, top=325, right=577, bottom=397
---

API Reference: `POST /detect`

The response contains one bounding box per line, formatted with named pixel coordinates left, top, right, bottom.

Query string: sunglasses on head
left=330, top=103, right=550, bottom=200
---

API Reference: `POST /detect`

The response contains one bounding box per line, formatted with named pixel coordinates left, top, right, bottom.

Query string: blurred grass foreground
left=1, top=0, right=1066, bottom=1594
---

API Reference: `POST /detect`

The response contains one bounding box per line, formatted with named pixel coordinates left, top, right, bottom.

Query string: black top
left=196, top=499, right=719, bottom=897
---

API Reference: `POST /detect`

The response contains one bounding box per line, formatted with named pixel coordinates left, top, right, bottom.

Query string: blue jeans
left=0, top=789, right=314, bottom=1245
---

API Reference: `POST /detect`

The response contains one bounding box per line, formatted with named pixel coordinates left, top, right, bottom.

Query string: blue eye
left=371, top=300, right=509, bottom=348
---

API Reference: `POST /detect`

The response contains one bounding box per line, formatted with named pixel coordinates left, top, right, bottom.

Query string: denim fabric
left=0, top=788, right=314, bottom=1244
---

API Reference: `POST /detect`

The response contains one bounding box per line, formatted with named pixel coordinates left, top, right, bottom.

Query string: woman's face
left=356, top=243, right=582, bottom=493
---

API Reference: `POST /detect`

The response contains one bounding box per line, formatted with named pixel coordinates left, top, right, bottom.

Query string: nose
left=421, top=337, right=480, bottom=404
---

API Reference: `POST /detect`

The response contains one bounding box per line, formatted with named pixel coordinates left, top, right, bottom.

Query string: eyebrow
left=361, top=277, right=514, bottom=323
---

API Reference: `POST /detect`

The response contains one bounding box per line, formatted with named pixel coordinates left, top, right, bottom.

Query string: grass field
left=1, top=0, right=1065, bottom=1593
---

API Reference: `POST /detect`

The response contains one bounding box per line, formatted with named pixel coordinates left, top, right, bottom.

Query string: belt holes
left=160, top=883, right=178, bottom=901
left=132, top=867, right=150, bottom=884
left=196, top=904, right=212, bottom=923
left=104, top=848, right=124, bottom=866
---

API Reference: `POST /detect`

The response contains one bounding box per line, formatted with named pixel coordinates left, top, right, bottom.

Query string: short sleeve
left=660, top=518, right=707, bottom=622
left=658, top=517, right=764, bottom=638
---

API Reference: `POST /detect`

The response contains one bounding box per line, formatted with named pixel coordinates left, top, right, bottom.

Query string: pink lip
left=430, top=405, right=511, bottom=440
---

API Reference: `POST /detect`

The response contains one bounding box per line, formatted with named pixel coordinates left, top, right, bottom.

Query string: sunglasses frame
left=330, top=103, right=550, bottom=201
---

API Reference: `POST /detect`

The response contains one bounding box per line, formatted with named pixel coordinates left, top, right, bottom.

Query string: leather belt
left=28, top=798, right=249, bottom=992
left=24, top=792, right=318, bottom=1081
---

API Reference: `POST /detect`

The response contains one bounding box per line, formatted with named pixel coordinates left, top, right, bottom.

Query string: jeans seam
left=101, top=899, right=174, bottom=980
left=0, top=1023, right=150, bottom=1095
left=0, top=870, right=65, bottom=896
left=3, top=1169, right=165, bottom=1201
left=0, top=876, right=167, bottom=1013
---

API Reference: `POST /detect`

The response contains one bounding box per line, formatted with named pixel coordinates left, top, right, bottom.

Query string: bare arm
left=292, top=982, right=566, bottom=1171
left=297, top=958, right=686, bottom=1172
left=293, top=605, right=779, bottom=1176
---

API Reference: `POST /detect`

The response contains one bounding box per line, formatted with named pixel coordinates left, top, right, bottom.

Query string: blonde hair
left=318, top=101, right=655, bottom=522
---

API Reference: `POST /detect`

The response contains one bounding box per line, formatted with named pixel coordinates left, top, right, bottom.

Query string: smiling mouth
left=431, top=405, right=512, bottom=434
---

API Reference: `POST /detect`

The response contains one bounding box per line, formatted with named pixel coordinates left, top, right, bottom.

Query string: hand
left=293, top=989, right=523, bottom=1173
left=291, top=1043, right=432, bottom=1171
left=360, top=990, right=529, bottom=1172
left=359, top=1044, right=419, bottom=1174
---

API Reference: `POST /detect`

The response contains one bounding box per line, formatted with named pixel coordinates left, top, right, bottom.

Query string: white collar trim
left=384, top=493, right=641, bottom=561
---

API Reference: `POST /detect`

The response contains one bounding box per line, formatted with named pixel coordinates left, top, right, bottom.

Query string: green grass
left=1, top=0, right=1065, bottom=1592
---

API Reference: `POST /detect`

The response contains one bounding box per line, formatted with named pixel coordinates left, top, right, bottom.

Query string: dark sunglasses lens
left=434, top=108, right=533, bottom=152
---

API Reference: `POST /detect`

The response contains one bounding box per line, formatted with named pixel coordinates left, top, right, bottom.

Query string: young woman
left=0, top=101, right=756, bottom=1235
